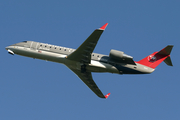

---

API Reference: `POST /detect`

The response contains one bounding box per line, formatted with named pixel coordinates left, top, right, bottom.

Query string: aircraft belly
left=116, top=63, right=155, bottom=74
left=64, top=59, right=119, bottom=73
left=87, top=60, right=119, bottom=73
left=10, top=46, right=66, bottom=64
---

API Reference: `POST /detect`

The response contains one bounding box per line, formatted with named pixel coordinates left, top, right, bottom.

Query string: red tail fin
left=136, top=45, right=173, bottom=69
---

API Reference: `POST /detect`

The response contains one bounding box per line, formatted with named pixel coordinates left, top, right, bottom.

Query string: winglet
left=99, top=23, right=108, bottom=30
left=104, top=93, right=111, bottom=99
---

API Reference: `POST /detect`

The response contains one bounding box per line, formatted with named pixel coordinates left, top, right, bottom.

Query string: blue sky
left=1, top=0, right=180, bottom=120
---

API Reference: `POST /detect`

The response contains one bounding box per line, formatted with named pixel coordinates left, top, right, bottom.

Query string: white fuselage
left=6, top=41, right=155, bottom=74
left=6, top=42, right=120, bottom=74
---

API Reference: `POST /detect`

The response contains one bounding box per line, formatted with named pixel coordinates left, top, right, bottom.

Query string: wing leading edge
left=67, top=23, right=108, bottom=64
left=66, top=23, right=110, bottom=98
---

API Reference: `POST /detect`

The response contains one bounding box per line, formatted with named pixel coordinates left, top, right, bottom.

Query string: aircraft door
left=30, top=41, right=38, bottom=50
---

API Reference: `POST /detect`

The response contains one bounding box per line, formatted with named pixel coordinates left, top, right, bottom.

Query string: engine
left=109, top=49, right=133, bottom=61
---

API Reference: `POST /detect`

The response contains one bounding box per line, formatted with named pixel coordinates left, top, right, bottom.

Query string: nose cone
left=5, top=46, right=10, bottom=50
left=5, top=44, right=15, bottom=50
left=5, top=45, right=13, bottom=50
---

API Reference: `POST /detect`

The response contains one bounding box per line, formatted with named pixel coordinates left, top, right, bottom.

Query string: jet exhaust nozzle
left=7, top=49, right=14, bottom=55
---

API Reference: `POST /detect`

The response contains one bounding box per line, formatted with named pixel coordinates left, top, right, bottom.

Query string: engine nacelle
left=109, top=49, right=133, bottom=61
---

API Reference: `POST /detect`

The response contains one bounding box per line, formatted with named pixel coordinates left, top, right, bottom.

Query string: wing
left=66, top=23, right=110, bottom=98
left=68, top=67, right=108, bottom=98
left=66, top=23, right=108, bottom=64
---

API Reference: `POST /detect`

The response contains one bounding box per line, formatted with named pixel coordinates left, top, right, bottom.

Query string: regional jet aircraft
left=5, top=23, right=173, bottom=98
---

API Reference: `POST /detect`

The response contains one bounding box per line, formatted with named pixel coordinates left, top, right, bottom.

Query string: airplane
left=5, top=23, right=173, bottom=99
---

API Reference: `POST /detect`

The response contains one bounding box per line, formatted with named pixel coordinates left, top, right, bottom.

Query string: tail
left=136, top=45, right=173, bottom=69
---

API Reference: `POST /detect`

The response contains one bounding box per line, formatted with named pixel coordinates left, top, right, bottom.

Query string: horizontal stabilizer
left=164, top=56, right=173, bottom=66
left=158, top=45, right=173, bottom=55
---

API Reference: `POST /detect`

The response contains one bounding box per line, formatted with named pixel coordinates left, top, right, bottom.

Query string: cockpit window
left=22, top=41, right=27, bottom=43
